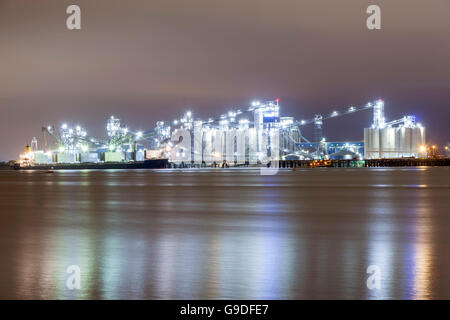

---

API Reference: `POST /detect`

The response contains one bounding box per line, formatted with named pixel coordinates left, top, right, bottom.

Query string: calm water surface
left=0, top=167, right=449, bottom=299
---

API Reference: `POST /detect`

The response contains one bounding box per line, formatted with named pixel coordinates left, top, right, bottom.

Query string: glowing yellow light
left=419, top=146, right=426, bottom=153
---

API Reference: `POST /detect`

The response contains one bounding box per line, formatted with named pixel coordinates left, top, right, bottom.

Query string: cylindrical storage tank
left=203, top=129, right=213, bottom=164
left=363, top=128, right=370, bottom=159
left=396, top=127, right=404, bottom=156
left=235, top=130, right=247, bottom=164
left=405, top=127, right=413, bottom=156
left=364, top=128, right=380, bottom=159
left=248, top=128, right=257, bottom=164
left=225, top=130, right=236, bottom=164
left=211, top=130, right=223, bottom=163
left=380, top=127, right=396, bottom=158
left=193, top=121, right=203, bottom=164
left=395, top=126, right=426, bottom=158
left=397, top=127, right=412, bottom=157
left=411, top=126, right=426, bottom=157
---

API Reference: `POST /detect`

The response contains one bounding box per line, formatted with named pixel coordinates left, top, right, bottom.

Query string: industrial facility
left=19, top=99, right=427, bottom=167
left=363, top=100, right=425, bottom=159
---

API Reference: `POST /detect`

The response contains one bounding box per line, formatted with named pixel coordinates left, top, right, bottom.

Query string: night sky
left=0, top=0, right=449, bottom=161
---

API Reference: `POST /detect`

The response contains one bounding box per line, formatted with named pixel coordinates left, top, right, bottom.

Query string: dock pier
left=277, top=158, right=450, bottom=168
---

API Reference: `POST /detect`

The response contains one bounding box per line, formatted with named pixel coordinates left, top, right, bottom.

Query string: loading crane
left=42, top=124, right=104, bottom=152
left=118, top=99, right=383, bottom=160
left=276, top=99, right=382, bottom=156
left=290, top=100, right=382, bottom=142
left=42, top=125, right=62, bottom=150
left=385, top=115, right=416, bottom=128
left=148, top=99, right=382, bottom=157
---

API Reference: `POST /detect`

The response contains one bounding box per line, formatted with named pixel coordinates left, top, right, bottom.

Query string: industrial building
left=363, top=100, right=426, bottom=159
left=159, top=99, right=300, bottom=166
left=20, top=98, right=427, bottom=166
left=22, top=116, right=146, bottom=166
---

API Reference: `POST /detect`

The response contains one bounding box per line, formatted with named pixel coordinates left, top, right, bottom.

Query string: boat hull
left=14, top=159, right=169, bottom=170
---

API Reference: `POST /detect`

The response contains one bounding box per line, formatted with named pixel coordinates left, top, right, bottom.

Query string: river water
left=0, top=167, right=449, bottom=299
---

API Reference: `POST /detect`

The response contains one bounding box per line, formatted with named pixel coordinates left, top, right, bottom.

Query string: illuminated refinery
left=19, top=99, right=428, bottom=167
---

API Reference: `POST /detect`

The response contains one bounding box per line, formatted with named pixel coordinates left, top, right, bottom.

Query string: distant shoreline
left=0, top=162, right=13, bottom=170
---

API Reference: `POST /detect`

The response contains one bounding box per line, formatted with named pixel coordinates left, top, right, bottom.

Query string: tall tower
left=372, top=99, right=385, bottom=129
left=314, top=115, right=323, bottom=142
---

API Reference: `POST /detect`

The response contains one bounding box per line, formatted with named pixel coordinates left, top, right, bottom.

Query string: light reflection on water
left=0, top=167, right=449, bottom=299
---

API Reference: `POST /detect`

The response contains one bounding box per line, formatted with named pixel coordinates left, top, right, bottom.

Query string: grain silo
left=364, top=100, right=426, bottom=159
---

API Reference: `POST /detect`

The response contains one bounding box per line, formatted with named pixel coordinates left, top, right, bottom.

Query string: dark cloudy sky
left=0, top=0, right=449, bottom=160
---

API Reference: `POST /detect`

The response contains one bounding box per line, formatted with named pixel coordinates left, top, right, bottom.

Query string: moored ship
left=15, top=145, right=169, bottom=170
left=14, top=159, right=169, bottom=170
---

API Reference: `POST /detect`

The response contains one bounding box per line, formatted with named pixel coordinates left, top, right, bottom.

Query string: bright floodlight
left=186, top=111, right=192, bottom=118
left=136, top=131, right=143, bottom=138
left=61, top=123, right=68, bottom=129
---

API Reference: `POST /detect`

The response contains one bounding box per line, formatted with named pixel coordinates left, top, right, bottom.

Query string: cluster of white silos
left=166, top=101, right=292, bottom=166
left=364, top=100, right=426, bottom=159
